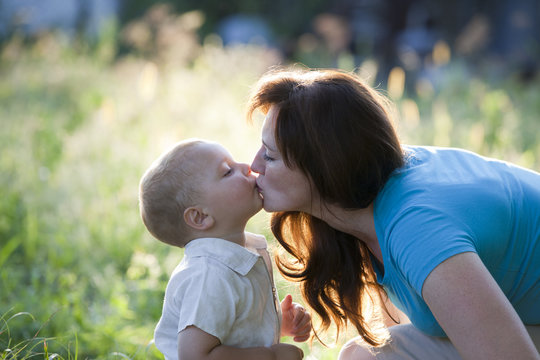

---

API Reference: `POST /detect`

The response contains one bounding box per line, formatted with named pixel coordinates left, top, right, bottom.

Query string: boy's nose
left=239, top=162, right=251, bottom=176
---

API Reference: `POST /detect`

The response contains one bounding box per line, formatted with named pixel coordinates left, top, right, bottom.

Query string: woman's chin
left=263, top=203, right=283, bottom=213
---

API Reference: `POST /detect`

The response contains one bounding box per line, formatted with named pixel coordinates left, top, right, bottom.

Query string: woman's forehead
left=262, top=107, right=278, bottom=147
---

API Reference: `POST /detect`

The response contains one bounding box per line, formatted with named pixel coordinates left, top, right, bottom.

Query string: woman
left=247, top=68, right=540, bottom=359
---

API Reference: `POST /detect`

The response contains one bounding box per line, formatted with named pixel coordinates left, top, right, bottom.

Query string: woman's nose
left=251, top=148, right=265, bottom=175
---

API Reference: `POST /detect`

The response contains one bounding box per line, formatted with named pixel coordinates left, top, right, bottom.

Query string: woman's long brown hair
left=247, top=68, right=404, bottom=346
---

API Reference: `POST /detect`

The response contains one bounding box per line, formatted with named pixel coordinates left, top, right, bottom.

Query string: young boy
left=139, top=139, right=311, bottom=360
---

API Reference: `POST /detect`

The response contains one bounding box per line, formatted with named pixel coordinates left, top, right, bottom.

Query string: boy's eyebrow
left=217, top=156, right=231, bottom=169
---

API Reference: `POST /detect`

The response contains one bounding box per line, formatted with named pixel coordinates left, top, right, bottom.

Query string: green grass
left=0, top=26, right=538, bottom=360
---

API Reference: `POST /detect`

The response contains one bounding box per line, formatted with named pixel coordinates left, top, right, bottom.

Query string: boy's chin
left=244, top=203, right=263, bottom=219
left=253, top=204, right=264, bottom=214
left=255, top=197, right=264, bottom=211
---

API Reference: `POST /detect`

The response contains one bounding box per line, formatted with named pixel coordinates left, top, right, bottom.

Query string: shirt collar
left=184, top=237, right=263, bottom=276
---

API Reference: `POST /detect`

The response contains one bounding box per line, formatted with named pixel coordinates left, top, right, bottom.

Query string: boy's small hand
left=280, top=294, right=312, bottom=342
left=270, top=343, right=304, bottom=360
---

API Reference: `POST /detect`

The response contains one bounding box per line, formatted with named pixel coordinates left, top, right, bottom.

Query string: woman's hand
left=280, top=294, right=312, bottom=342
left=423, top=252, right=540, bottom=360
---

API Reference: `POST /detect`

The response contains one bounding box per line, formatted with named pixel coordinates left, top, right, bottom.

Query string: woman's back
left=374, top=146, right=540, bottom=335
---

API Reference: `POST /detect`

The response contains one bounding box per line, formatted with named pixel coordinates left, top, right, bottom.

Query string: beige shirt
left=154, top=233, right=281, bottom=360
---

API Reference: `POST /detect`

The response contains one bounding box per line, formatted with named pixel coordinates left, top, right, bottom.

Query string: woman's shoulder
left=386, top=145, right=509, bottom=196
left=374, top=145, right=506, bottom=243
left=400, top=145, right=486, bottom=169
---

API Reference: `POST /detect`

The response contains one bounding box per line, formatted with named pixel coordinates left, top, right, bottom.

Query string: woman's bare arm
left=422, top=252, right=539, bottom=360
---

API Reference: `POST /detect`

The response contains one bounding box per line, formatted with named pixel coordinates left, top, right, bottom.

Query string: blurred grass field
left=1, top=20, right=539, bottom=360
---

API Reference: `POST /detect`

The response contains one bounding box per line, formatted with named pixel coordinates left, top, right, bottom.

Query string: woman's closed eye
left=263, top=153, right=275, bottom=162
left=223, top=168, right=233, bottom=177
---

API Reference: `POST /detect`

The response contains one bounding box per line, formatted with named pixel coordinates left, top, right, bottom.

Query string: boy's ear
left=184, top=206, right=214, bottom=230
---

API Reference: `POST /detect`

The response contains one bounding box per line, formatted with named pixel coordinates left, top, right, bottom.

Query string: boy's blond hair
left=139, top=139, right=203, bottom=247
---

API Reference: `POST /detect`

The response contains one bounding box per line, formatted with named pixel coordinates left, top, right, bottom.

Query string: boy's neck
left=219, top=230, right=247, bottom=247
left=190, top=227, right=248, bottom=247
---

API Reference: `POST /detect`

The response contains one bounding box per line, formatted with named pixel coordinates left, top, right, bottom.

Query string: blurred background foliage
left=0, top=0, right=539, bottom=359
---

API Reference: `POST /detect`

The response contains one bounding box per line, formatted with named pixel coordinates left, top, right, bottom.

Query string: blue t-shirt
left=373, top=146, right=540, bottom=337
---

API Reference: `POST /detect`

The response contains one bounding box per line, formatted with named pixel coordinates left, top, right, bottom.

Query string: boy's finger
left=299, top=321, right=312, bottom=334
left=294, top=316, right=311, bottom=332
left=281, top=294, right=293, bottom=310
left=295, top=315, right=310, bottom=329
left=293, top=306, right=308, bottom=324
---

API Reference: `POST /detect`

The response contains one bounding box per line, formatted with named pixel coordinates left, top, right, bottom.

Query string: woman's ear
left=184, top=206, right=215, bottom=230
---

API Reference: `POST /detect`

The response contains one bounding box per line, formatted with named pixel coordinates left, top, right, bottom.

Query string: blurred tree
left=118, top=0, right=329, bottom=51
left=1, top=0, right=537, bottom=81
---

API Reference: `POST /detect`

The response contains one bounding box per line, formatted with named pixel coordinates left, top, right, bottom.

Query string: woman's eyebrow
left=262, top=140, right=276, bottom=152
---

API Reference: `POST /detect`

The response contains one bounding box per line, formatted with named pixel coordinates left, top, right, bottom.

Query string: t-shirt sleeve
left=172, top=264, right=239, bottom=343
left=387, top=205, right=477, bottom=296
